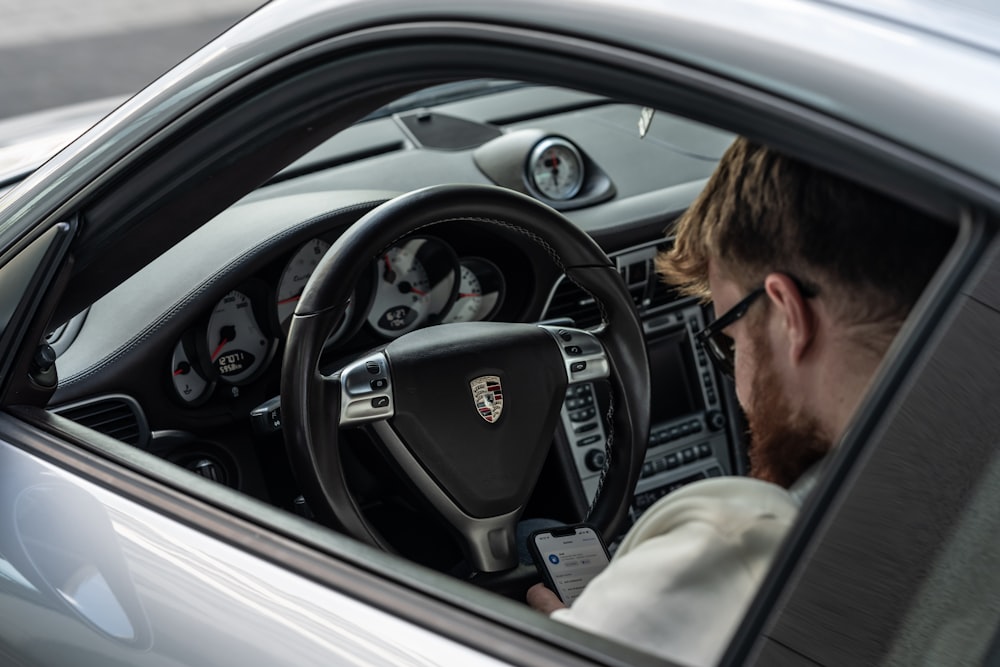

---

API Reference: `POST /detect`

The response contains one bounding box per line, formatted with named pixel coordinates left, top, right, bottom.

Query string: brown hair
left=656, top=137, right=954, bottom=338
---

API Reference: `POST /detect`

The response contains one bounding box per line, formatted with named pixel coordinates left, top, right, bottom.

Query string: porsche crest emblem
left=470, top=375, right=504, bottom=424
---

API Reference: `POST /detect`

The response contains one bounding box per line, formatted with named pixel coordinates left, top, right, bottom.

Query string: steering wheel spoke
left=371, top=421, right=523, bottom=572
left=538, top=324, right=610, bottom=384
left=338, top=352, right=395, bottom=427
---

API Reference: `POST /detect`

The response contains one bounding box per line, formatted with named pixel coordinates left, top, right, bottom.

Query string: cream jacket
left=551, top=476, right=808, bottom=666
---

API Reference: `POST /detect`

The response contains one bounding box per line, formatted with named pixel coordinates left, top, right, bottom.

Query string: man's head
left=657, top=137, right=953, bottom=486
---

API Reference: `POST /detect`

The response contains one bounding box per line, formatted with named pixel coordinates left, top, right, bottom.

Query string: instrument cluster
left=168, top=235, right=506, bottom=406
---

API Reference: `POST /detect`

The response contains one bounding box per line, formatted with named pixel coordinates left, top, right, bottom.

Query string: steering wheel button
left=558, top=329, right=573, bottom=341
left=564, top=345, right=583, bottom=355
left=371, top=396, right=390, bottom=409
left=370, top=378, right=388, bottom=390
left=570, top=361, right=587, bottom=373
left=366, top=361, right=380, bottom=374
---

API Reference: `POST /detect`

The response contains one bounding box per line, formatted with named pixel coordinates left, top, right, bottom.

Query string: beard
left=744, top=334, right=831, bottom=488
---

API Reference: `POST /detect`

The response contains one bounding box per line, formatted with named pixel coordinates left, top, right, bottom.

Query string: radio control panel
left=546, top=239, right=739, bottom=527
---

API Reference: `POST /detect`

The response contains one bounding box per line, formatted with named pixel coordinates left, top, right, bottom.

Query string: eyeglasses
left=695, top=286, right=766, bottom=379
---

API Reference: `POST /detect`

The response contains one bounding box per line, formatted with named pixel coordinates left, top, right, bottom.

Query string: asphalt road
left=0, top=0, right=261, bottom=120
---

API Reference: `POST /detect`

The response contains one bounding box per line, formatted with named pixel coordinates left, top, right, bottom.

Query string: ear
left=763, top=273, right=815, bottom=365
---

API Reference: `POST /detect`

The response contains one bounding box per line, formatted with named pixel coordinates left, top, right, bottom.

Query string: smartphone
left=528, top=523, right=611, bottom=605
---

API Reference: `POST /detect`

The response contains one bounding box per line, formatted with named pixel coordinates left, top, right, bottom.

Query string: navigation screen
left=647, top=328, right=700, bottom=424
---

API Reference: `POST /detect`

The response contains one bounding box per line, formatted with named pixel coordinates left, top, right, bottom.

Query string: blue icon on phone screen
left=548, top=554, right=560, bottom=565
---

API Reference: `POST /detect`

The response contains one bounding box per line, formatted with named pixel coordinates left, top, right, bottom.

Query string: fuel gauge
left=441, top=258, right=505, bottom=323
left=170, top=336, right=213, bottom=405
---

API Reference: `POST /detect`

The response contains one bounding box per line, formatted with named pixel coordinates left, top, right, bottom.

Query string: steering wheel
left=281, top=184, right=650, bottom=573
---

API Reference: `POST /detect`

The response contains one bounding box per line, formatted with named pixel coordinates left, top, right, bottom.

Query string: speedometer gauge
left=206, top=289, right=273, bottom=384
left=526, top=137, right=584, bottom=201
left=367, top=237, right=457, bottom=337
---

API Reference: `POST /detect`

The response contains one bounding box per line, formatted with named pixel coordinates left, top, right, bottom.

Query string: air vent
left=541, top=277, right=603, bottom=329
left=647, top=278, right=688, bottom=313
left=543, top=240, right=700, bottom=326
left=51, top=395, right=149, bottom=448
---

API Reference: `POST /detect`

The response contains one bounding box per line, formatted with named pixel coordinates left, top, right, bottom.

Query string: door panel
left=747, top=247, right=1000, bottom=665
left=0, top=436, right=515, bottom=667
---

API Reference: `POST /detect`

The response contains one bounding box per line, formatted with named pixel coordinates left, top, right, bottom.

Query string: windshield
left=361, top=79, right=529, bottom=121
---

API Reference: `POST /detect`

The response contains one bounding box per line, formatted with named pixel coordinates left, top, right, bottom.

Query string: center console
left=543, top=239, right=745, bottom=527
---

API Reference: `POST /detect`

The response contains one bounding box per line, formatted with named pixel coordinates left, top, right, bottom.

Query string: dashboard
left=45, top=83, right=746, bottom=548
left=168, top=234, right=510, bottom=408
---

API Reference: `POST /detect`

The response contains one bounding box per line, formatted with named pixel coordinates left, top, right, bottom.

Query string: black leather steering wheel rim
left=281, top=184, right=650, bottom=571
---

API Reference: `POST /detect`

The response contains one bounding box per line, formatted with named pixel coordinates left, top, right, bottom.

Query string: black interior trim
left=0, top=220, right=77, bottom=399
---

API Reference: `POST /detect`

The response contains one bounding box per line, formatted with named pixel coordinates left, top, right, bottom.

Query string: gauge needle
left=458, top=293, right=478, bottom=298
left=211, top=325, right=236, bottom=361
left=382, top=254, right=396, bottom=283
left=397, top=281, right=425, bottom=296
left=174, top=361, right=191, bottom=376
left=548, top=149, right=560, bottom=182
left=277, top=294, right=301, bottom=305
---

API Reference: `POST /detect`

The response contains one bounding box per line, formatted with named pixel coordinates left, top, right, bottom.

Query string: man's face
left=707, top=263, right=830, bottom=487
left=742, top=326, right=830, bottom=488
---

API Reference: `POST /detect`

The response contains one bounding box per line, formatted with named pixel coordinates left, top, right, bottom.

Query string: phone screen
left=531, top=525, right=610, bottom=605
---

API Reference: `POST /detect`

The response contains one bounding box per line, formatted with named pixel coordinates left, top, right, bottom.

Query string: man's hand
left=527, top=582, right=567, bottom=614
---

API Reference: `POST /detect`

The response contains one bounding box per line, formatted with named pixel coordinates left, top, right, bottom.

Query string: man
left=527, top=137, right=954, bottom=665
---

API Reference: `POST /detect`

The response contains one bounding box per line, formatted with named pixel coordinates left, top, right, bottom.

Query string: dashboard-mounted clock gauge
left=526, top=136, right=585, bottom=201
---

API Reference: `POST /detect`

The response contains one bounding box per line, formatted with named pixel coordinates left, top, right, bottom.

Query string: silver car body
left=0, top=1, right=999, bottom=666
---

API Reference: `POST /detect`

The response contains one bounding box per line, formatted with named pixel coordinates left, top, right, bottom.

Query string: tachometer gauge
left=276, top=238, right=355, bottom=345
left=441, top=257, right=505, bottom=323
left=276, top=238, right=331, bottom=325
left=206, top=289, right=273, bottom=384
left=526, top=137, right=585, bottom=201
left=170, top=336, right=213, bottom=405
left=367, top=237, right=457, bottom=337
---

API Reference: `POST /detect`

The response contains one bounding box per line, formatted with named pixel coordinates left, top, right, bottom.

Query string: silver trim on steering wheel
left=539, top=324, right=610, bottom=384
left=370, top=421, right=522, bottom=573
left=339, top=352, right=394, bottom=426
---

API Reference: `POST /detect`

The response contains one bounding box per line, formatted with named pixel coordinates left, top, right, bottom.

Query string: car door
left=0, top=2, right=997, bottom=667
